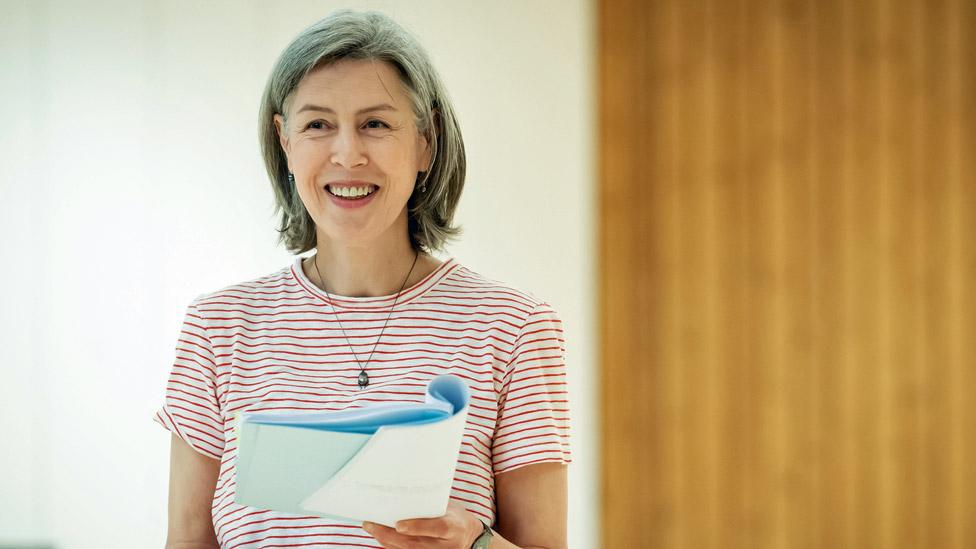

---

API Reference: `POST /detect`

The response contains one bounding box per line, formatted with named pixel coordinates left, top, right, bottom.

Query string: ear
left=418, top=109, right=438, bottom=172
left=418, top=130, right=433, bottom=172
left=273, top=114, right=292, bottom=170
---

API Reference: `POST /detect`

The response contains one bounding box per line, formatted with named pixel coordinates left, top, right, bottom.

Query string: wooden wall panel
left=598, top=0, right=976, bottom=547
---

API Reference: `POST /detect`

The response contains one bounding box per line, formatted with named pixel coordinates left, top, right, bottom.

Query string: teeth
left=328, top=185, right=375, bottom=198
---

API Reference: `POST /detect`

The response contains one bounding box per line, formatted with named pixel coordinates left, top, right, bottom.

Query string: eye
left=306, top=120, right=329, bottom=130
left=364, top=119, right=391, bottom=130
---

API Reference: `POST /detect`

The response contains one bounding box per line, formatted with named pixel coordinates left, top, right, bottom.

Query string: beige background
left=0, top=1, right=597, bottom=547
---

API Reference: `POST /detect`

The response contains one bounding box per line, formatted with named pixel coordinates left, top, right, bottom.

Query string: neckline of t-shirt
left=290, top=255, right=459, bottom=310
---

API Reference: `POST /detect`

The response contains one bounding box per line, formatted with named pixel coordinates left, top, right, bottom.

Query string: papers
left=234, top=374, right=470, bottom=527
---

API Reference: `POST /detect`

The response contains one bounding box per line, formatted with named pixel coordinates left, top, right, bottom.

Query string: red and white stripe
left=154, top=256, right=572, bottom=548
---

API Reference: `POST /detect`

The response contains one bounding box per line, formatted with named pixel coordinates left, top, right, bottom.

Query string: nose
left=330, top=125, right=368, bottom=169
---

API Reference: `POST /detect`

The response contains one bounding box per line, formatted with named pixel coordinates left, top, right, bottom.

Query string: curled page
left=234, top=375, right=470, bottom=526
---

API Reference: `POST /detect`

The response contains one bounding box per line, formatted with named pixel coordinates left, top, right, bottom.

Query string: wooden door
left=599, top=0, right=976, bottom=547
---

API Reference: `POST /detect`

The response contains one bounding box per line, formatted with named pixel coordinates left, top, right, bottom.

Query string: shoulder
left=188, top=263, right=299, bottom=314
left=439, top=262, right=562, bottom=325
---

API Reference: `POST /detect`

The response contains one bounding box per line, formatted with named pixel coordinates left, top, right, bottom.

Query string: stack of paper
left=234, top=374, right=470, bottom=527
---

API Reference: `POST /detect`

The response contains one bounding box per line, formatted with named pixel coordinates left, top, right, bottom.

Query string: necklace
left=312, top=251, right=419, bottom=389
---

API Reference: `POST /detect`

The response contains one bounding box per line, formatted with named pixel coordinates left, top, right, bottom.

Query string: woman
left=156, top=10, right=570, bottom=549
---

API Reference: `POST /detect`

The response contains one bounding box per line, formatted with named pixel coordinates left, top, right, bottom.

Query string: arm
left=490, top=462, right=569, bottom=549
left=165, top=433, right=221, bottom=549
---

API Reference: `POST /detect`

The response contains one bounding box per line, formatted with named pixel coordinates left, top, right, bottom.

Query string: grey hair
left=259, top=9, right=465, bottom=254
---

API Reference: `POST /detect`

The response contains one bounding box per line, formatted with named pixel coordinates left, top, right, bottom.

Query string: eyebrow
left=295, top=103, right=398, bottom=115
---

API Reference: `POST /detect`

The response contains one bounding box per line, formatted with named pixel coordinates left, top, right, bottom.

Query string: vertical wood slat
left=598, top=0, right=976, bottom=547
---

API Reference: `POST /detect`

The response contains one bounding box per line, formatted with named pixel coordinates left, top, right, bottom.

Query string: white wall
left=0, top=1, right=597, bottom=547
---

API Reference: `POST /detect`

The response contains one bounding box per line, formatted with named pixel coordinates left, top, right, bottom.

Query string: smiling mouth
left=325, top=184, right=379, bottom=199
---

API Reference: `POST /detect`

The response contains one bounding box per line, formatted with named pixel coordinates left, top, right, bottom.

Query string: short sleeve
left=153, top=296, right=225, bottom=460
left=492, top=303, right=573, bottom=475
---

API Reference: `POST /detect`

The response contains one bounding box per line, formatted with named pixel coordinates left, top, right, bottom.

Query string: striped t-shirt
left=154, top=256, right=572, bottom=548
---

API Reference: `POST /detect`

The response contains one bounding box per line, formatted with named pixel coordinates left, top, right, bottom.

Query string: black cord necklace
left=312, top=251, right=419, bottom=389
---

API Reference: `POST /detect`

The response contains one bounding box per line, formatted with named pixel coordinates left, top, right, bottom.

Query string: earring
left=287, top=172, right=295, bottom=185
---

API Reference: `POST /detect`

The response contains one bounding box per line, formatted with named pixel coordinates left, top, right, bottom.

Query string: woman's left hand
left=362, top=500, right=483, bottom=548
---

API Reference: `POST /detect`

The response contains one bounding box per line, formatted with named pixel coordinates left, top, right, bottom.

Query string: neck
left=307, top=229, right=431, bottom=298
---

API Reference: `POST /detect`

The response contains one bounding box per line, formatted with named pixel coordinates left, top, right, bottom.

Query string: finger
left=394, top=517, right=450, bottom=538
left=363, top=521, right=425, bottom=548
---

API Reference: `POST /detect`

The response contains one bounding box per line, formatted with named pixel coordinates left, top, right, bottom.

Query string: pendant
left=358, top=370, right=369, bottom=388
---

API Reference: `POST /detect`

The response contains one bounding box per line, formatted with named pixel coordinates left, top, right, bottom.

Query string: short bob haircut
left=258, top=10, right=465, bottom=254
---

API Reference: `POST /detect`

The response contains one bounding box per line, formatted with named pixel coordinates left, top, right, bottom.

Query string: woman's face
left=274, top=59, right=430, bottom=249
